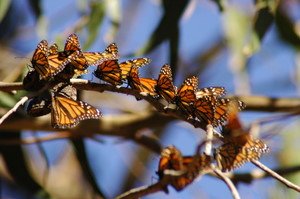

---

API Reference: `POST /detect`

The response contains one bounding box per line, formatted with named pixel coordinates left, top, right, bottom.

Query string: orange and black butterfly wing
left=156, top=64, right=176, bottom=103
left=48, top=43, right=58, bottom=55
left=139, top=78, right=158, bottom=96
left=126, top=66, right=141, bottom=90
left=193, top=97, right=215, bottom=124
left=214, top=142, right=243, bottom=172
left=51, top=85, right=102, bottom=129
left=119, top=58, right=151, bottom=80
left=83, top=43, right=119, bottom=66
left=31, top=40, right=51, bottom=80
left=175, top=76, right=198, bottom=116
left=94, top=60, right=122, bottom=86
left=196, top=87, right=226, bottom=99
left=64, top=33, right=88, bottom=71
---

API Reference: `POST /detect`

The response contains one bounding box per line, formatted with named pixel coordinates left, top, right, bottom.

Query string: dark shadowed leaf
left=136, top=0, right=190, bottom=76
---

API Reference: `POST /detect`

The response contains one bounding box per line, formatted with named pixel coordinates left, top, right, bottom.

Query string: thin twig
left=0, top=96, right=29, bottom=125
left=251, top=160, right=300, bottom=192
left=213, top=168, right=241, bottom=199
left=229, top=165, right=300, bottom=184
left=204, top=124, right=213, bottom=155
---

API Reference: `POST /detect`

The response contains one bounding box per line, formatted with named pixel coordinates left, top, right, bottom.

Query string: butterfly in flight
left=50, top=83, right=102, bottom=129
left=155, top=64, right=177, bottom=103
left=214, top=101, right=268, bottom=172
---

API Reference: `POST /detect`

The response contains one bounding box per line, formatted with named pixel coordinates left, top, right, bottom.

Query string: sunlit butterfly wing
left=48, top=43, right=58, bottom=55
left=156, top=64, right=177, bottom=103
left=94, top=59, right=122, bottom=86
left=175, top=76, right=198, bottom=116
left=83, top=43, right=119, bottom=66
left=138, top=78, right=158, bottom=96
left=119, top=58, right=151, bottom=80
left=63, top=33, right=89, bottom=72
left=31, top=40, right=50, bottom=79
left=213, top=98, right=245, bottom=127
left=193, top=97, right=215, bottom=124
left=215, top=101, right=268, bottom=172
left=196, top=87, right=226, bottom=99
left=51, top=84, right=102, bottom=129
left=214, top=138, right=269, bottom=172
left=126, top=66, right=141, bottom=91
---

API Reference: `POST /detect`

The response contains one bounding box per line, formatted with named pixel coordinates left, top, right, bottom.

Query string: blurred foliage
left=0, top=0, right=11, bottom=23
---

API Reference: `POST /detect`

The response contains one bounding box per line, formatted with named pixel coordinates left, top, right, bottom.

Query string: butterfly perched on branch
left=156, top=64, right=177, bottom=104
left=214, top=101, right=269, bottom=172
left=30, top=39, right=82, bottom=80
left=157, top=145, right=211, bottom=192
left=50, top=83, right=102, bottom=129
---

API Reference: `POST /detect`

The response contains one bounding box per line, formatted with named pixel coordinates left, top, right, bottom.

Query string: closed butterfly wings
left=120, top=58, right=151, bottom=80
left=175, top=76, right=198, bottom=117
left=156, top=64, right=177, bottom=103
left=51, top=84, right=102, bottom=129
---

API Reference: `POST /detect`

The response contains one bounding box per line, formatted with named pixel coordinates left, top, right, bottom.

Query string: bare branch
left=251, top=160, right=300, bottom=192
left=0, top=96, right=29, bottom=125
left=213, top=168, right=241, bottom=199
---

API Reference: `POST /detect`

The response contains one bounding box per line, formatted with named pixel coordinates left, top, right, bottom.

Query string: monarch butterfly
left=193, top=87, right=227, bottom=125
left=214, top=101, right=268, bottom=172
left=138, top=78, right=158, bottom=96
left=212, top=98, right=245, bottom=127
left=175, top=76, right=198, bottom=117
left=31, top=40, right=80, bottom=80
left=119, top=58, right=151, bottom=80
left=26, top=91, right=52, bottom=117
left=157, top=146, right=211, bottom=192
left=63, top=33, right=89, bottom=72
left=51, top=83, right=102, bottom=129
left=94, top=59, right=122, bottom=86
left=156, top=64, right=177, bottom=103
left=196, top=87, right=226, bottom=99
left=193, top=97, right=215, bottom=125
left=82, top=43, right=119, bottom=66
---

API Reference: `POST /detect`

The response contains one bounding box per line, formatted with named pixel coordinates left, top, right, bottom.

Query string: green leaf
left=83, top=2, right=105, bottom=50
left=0, top=0, right=11, bottom=23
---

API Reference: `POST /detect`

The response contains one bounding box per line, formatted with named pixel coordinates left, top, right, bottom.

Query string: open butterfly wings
left=51, top=84, right=102, bottom=129
left=120, top=58, right=151, bottom=80
left=156, top=64, right=177, bottom=103
left=82, top=43, right=119, bottom=66
left=214, top=102, right=268, bottom=172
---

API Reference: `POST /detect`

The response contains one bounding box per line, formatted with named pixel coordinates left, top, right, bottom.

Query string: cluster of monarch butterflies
left=157, top=102, right=269, bottom=191
left=96, top=58, right=246, bottom=127
left=23, top=33, right=119, bottom=129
